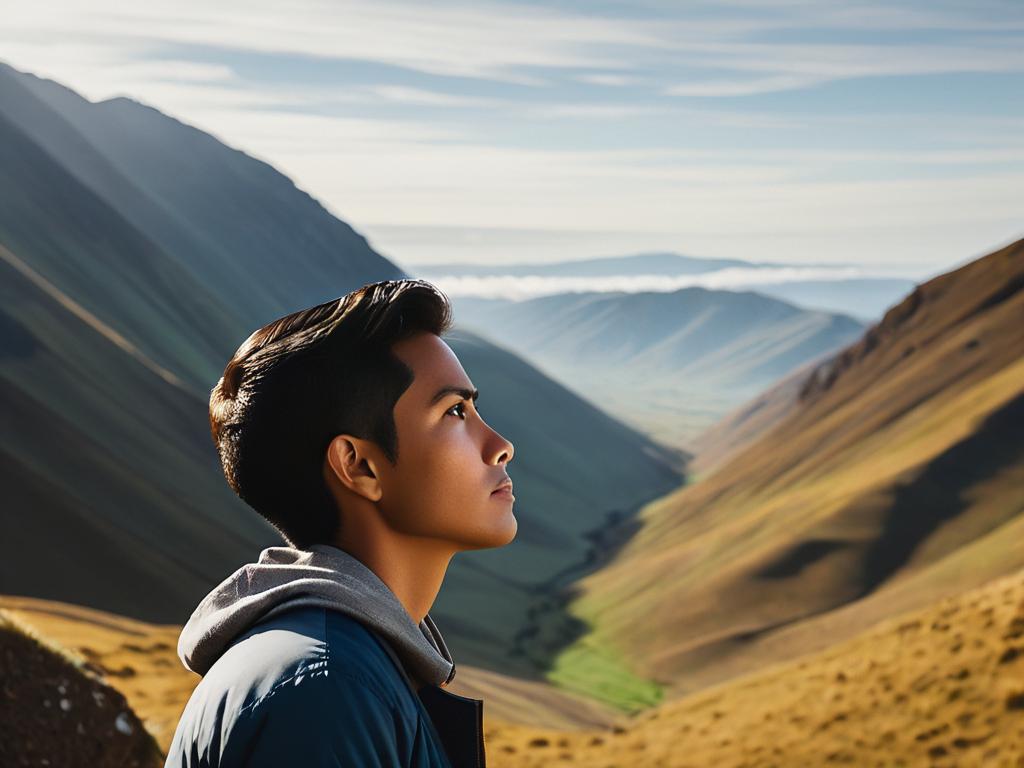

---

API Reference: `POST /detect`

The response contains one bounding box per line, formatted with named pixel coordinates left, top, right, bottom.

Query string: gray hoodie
left=177, top=543, right=457, bottom=690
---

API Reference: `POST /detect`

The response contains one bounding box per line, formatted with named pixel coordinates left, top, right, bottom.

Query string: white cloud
left=360, top=85, right=506, bottom=107
left=665, top=73, right=831, bottom=97
left=574, top=72, right=644, bottom=87
left=662, top=40, right=1024, bottom=98
left=425, top=266, right=869, bottom=300
left=521, top=102, right=667, bottom=119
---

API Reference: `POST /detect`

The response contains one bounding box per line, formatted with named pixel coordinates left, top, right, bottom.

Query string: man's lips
left=491, top=478, right=513, bottom=494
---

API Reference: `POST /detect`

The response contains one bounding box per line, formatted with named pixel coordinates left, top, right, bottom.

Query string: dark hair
left=209, top=279, right=454, bottom=549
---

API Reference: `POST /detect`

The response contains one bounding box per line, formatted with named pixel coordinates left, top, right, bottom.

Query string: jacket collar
left=176, top=543, right=455, bottom=687
left=417, top=683, right=486, bottom=768
left=367, top=624, right=486, bottom=767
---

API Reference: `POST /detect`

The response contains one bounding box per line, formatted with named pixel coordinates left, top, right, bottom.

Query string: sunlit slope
left=451, top=287, right=864, bottom=448
left=557, top=237, right=1024, bottom=707
left=485, top=564, right=1024, bottom=767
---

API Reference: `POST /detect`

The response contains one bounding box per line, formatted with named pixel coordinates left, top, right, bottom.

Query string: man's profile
left=165, top=279, right=516, bottom=767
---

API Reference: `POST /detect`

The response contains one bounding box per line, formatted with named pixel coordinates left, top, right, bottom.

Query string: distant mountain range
left=552, top=236, right=1024, bottom=708
left=446, top=289, right=866, bottom=449
left=413, top=252, right=917, bottom=322
left=0, top=61, right=683, bottom=679
left=416, top=252, right=798, bottom=276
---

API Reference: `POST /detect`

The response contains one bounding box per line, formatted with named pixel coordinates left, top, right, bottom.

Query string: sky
left=4, top=0, right=1024, bottom=282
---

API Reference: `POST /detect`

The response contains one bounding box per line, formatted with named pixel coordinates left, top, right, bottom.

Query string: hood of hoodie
left=177, top=543, right=456, bottom=689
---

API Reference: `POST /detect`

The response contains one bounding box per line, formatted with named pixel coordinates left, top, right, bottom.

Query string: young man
left=165, top=279, right=517, bottom=767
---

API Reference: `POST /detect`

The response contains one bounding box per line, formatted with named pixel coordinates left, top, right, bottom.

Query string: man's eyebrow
left=429, top=385, right=479, bottom=406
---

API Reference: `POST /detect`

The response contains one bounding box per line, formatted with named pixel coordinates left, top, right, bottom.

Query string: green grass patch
left=546, top=630, right=664, bottom=713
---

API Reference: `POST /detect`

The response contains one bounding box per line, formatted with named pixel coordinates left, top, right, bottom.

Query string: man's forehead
left=392, top=332, right=472, bottom=396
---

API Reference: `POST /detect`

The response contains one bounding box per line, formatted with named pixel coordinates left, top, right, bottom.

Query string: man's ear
left=324, top=434, right=384, bottom=503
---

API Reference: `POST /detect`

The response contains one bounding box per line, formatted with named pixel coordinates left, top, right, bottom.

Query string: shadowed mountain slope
left=4, top=61, right=402, bottom=327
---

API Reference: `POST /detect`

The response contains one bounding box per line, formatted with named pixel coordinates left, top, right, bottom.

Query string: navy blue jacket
left=165, top=605, right=486, bottom=767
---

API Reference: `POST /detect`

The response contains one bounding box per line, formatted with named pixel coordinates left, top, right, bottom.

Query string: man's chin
left=457, top=517, right=518, bottom=551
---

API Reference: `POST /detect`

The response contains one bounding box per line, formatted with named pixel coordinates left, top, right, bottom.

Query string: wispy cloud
left=425, top=266, right=869, bottom=300
left=5, top=0, right=666, bottom=85
left=573, top=72, right=644, bottom=87
left=665, top=74, right=830, bottom=97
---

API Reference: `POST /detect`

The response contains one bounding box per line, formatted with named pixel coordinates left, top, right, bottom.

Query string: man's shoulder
left=216, top=604, right=414, bottom=712
left=166, top=606, right=428, bottom=767
left=166, top=606, right=443, bottom=767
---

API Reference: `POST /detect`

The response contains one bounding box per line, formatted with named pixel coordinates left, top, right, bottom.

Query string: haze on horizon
left=4, top=0, right=1023, bottom=282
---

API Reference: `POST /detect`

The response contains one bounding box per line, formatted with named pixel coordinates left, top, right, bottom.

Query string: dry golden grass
left=485, top=565, right=1024, bottom=767
left=556, top=238, right=1024, bottom=706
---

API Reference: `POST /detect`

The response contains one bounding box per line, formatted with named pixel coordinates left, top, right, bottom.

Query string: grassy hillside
left=553, top=237, right=1024, bottom=710
left=485, top=564, right=1024, bottom=767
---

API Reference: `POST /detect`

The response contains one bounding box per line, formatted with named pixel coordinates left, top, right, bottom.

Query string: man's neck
left=334, top=531, right=454, bottom=625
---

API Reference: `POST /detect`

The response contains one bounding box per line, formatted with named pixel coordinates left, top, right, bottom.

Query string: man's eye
left=446, top=401, right=480, bottom=419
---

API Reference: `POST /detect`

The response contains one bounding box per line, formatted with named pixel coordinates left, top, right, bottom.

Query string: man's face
left=374, top=331, right=517, bottom=551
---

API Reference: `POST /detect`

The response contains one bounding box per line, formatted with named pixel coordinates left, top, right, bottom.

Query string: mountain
left=446, top=288, right=865, bottom=449
left=413, top=251, right=787, bottom=277
left=0, top=62, right=683, bottom=680
left=4, top=63, right=402, bottom=329
left=0, top=111, right=277, bottom=617
left=746, top=278, right=918, bottom=322
left=549, top=236, right=1024, bottom=708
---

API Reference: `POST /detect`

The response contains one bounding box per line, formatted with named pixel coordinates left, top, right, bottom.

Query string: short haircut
left=209, top=279, right=453, bottom=549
